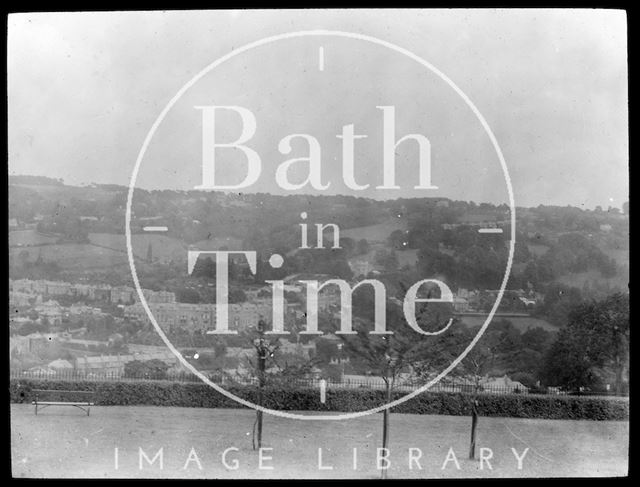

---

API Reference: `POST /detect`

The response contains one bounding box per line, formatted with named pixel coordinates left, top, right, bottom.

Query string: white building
left=46, top=281, right=72, bottom=296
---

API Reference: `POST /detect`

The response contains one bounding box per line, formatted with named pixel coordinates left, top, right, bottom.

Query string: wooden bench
left=32, top=389, right=94, bottom=416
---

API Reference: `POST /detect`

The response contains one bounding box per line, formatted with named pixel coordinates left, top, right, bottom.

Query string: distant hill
left=8, top=174, right=629, bottom=304
left=9, top=175, right=64, bottom=186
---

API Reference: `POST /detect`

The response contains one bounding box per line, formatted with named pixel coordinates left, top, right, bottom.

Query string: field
left=9, top=230, right=58, bottom=247
left=10, top=232, right=194, bottom=270
left=10, top=404, right=627, bottom=478
left=341, top=218, right=406, bottom=244
left=10, top=243, right=128, bottom=269
left=89, top=233, right=187, bottom=264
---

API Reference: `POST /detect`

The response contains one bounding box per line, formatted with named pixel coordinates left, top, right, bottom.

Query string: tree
left=521, top=327, right=552, bottom=354
left=513, top=240, right=532, bottom=263
left=510, top=371, right=537, bottom=389
left=191, top=256, right=216, bottom=279
left=176, top=287, right=201, bottom=303
left=229, top=288, right=247, bottom=303
left=417, top=247, right=456, bottom=283
left=340, top=293, right=454, bottom=479
left=539, top=283, right=584, bottom=327
left=17, top=320, right=47, bottom=336
left=340, top=237, right=356, bottom=255
left=234, top=320, right=319, bottom=451
left=541, top=293, right=629, bottom=393
left=249, top=320, right=279, bottom=450
left=315, top=338, right=339, bottom=364
left=374, top=249, right=399, bottom=272
left=388, top=229, right=407, bottom=250
left=356, top=238, right=370, bottom=255
left=445, top=319, right=530, bottom=459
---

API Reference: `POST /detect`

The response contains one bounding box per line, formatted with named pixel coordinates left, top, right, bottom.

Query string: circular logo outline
left=126, top=29, right=516, bottom=421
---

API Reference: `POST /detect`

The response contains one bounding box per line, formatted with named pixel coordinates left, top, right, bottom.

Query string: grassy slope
left=340, top=218, right=406, bottom=243
left=9, top=230, right=58, bottom=247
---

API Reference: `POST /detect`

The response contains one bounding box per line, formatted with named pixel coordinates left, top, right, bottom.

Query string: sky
left=7, top=9, right=628, bottom=209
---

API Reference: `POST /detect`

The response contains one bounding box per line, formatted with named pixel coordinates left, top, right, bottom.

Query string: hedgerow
left=10, top=379, right=628, bottom=421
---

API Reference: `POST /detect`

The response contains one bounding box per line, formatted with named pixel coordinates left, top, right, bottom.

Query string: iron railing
left=9, top=368, right=628, bottom=397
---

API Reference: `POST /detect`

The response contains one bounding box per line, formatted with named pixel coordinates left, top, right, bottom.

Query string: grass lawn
left=11, top=404, right=628, bottom=479
left=9, top=230, right=58, bottom=247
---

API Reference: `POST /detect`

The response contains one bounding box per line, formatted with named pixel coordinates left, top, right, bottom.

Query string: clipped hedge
left=10, top=379, right=628, bottom=421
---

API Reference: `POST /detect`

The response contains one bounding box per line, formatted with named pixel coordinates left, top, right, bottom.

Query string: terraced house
left=123, top=301, right=284, bottom=333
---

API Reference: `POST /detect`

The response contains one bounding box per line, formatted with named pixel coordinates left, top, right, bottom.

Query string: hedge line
left=10, top=379, right=629, bottom=421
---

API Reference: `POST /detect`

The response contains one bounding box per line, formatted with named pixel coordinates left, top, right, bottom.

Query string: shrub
left=9, top=379, right=629, bottom=421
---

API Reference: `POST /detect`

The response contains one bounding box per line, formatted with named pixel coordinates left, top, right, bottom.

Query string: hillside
left=8, top=178, right=629, bottom=310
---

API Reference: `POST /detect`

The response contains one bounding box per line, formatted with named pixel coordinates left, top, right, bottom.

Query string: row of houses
left=22, top=349, right=180, bottom=377
left=10, top=298, right=109, bottom=327
left=9, top=278, right=176, bottom=305
left=123, top=301, right=306, bottom=333
left=441, top=212, right=510, bottom=230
